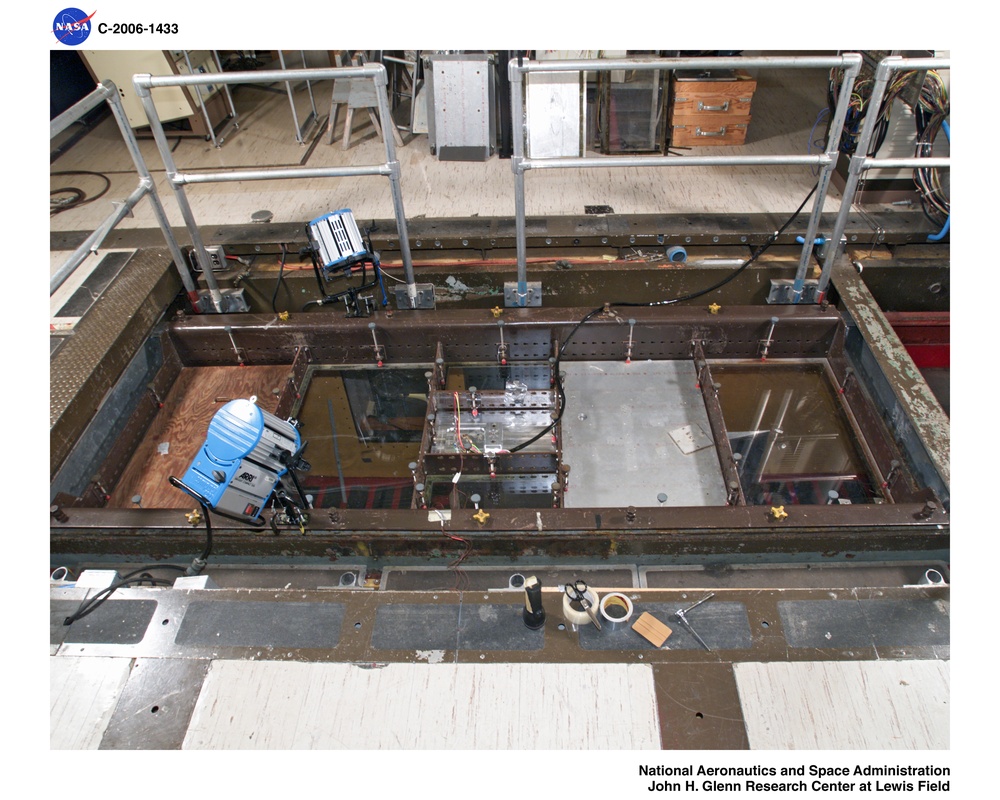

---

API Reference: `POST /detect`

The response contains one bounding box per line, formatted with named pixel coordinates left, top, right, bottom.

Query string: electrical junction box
left=189, top=245, right=226, bottom=272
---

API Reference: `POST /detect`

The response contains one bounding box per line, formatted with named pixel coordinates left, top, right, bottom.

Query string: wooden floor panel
left=110, top=365, right=291, bottom=509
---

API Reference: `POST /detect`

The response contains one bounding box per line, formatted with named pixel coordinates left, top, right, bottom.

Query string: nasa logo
left=52, top=8, right=95, bottom=45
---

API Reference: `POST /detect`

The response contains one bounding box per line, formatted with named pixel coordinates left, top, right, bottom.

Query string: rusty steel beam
left=167, top=306, right=843, bottom=367
left=692, top=340, right=746, bottom=506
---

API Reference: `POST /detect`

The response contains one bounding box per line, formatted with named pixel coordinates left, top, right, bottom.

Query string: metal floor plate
left=578, top=601, right=752, bottom=651
left=56, top=599, right=158, bottom=645
left=561, top=360, right=727, bottom=507
left=372, top=603, right=544, bottom=652
left=175, top=600, right=346, bottom=649
left=778, top=598, right=950, bottom=649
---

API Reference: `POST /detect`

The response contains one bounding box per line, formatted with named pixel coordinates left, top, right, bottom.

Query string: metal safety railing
left=50, top=81, right=197, bottom=305
left=179, top=50, right=239, bottom=149
left=133, top=64, right=427, bottom=313
left=820, top=55, right=951, bottom=297
left=507, top=53, right=865, bottom=306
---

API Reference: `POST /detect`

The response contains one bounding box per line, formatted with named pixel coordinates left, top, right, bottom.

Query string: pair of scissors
left=565, top=579, right=602, bottom=630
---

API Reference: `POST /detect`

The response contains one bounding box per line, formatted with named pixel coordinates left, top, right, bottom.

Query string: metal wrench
left=673, top=592, right=715, bottom=651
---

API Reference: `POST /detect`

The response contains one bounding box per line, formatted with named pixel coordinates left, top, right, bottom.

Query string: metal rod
left=372, top=63, right=418, bottom=296
left=173, top=164, right=392, bottom=184
left=522, top=154, right=828, bottom=171
left=301, top=51, right=319, bottom=120
left=820, top=56, right=951, bottom=296
left=510, top=61, right=528, bottom=296
left=101, top=82, right=198, bottom=299
left=756, top=389, right=793, bottom=485
left=50, top=181, right=151, bottom=295
left=859, top=157, right=950, bottom=170
left=278, top=51, right=304, bottom=144
left=511, top=55, right=860, bottom=75
left=211, top=50, right=239, bottom=123
left=50, top=83, right=112, bottom=138
left=790, top=56, right=861, bottom=301
left=135, top=65, right=382, bottom=89
left=692, top=343, right=745, bottom=505
left=327, top=399, right=349, bottom=507
left=183, top=50, right=219, bottom=148
left=134, top=75, right=225, bottom=312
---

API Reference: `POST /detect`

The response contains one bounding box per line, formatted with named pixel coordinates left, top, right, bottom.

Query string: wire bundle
left=828, top=65, right=949, bottom=229
left=828, top=68, right=915, bottom=156
left=912, top=71, right=950, bottom=226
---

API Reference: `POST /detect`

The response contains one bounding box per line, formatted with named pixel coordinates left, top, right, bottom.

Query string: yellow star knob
left=770, top=505, right=788, bottom=520
left=473, top=508, right=491, bottom=525
left=708, top=303, right=721, bottom=314
left=185, top=509, right=203, bottom=526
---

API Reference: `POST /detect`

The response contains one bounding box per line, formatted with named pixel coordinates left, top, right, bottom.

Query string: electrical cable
left=50, top=170, right=111, bottom=216
left=62, top=565, right=186, bottom=625
left=63, top=475, right=220, bottom=624
left=508, top=182, right=819, bottom=454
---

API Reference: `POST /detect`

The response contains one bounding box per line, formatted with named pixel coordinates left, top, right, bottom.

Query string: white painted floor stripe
left=734, top=660, right=949, bottom=749
left=50, top=656, right=133, bottom=750
left=183, top=661, right=661, bottom=749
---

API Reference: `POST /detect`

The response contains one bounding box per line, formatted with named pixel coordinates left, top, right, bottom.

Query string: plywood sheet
left=734, top=660, right=949, bottom=749
left=110, top=366, right=290, bottom=508
left=184, top=661, right=660, bottom=749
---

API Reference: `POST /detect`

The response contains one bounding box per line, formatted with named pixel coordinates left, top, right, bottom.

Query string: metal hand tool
left=565, top=579, right=602, bottom=630
left=673, top=592, right=715, bottom=651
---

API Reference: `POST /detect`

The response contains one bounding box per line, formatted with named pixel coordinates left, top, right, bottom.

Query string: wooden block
left=632, top=611, right=673, bottom=647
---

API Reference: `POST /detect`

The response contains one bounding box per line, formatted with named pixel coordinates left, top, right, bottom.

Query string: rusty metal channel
left=50, top=304, right=949, bottom=563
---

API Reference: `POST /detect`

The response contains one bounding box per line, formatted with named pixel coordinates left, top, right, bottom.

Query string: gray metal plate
left=767, top=278, right=819, bottom=304
left=503, top=281, right=543, bottom=307
left=56, top=599, right=158, bottom=645
left=778, top=598, right=950, bottom=649
left=394, top=282, right=436, bottom=309
left=51, top=250, right=135, bottom=326
left=99, top=658, right=212, bottom=750
left=578, top=601, right=751, bottom=651
left=561, top=360, right=727, bottom=507
left=372, top=603, right=544, bottom=651
left=174, top=601, right=346, bottom=648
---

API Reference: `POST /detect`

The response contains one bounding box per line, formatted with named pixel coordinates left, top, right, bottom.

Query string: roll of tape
left=562, top=587, right=600, bottom=629
left=599, top=592, right=634, bottom=630
left=918, top=568, right=946, bottom=586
